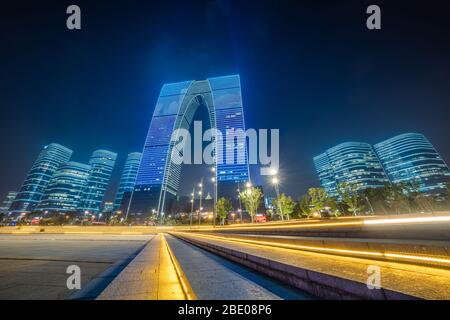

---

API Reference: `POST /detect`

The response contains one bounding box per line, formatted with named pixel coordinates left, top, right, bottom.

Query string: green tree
left=216, top=197, right=233, bottom=225
left=298, top=194, right=311, bottom=218
left=337, top=182, right=363, bottom=216
left=361, top=187, right=389, bottom=214
left=385, top=183, right=409, bottom=214
left=272, top=193, right=295, bottom=220
left=308, top=188, right=329, bottom=214
left=239, top=187, right=263, bottom=223
left=416, top=193, right=436, bottom=213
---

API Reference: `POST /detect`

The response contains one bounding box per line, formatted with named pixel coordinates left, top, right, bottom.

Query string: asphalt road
left=0, top=234, right=152, bottom=299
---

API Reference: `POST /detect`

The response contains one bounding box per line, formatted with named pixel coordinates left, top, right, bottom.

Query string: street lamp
left=190, top=188, right=195, bottom=228
left=237, top=184, right=243, bottom=223
left=198, top=178, right=203, bottom=226
left=271, top=174, right=284, bottom=221
left=211, top=166, right=217, bottom=227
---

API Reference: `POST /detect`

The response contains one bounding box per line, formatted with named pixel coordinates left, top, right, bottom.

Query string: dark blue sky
left=1, top=0, right=450, bottom=200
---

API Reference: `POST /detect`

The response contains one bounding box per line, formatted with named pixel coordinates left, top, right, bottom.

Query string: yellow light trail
left=363, top=216, right=450, bottom=225
left=162, top=234, right=196, bottom=300
left=177, top=232, right=450, bottom=267
left=173, top=214, right=450, bottom=232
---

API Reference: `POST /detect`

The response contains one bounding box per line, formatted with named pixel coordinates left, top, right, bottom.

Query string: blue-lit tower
left=314, top=142, right=389, bottom=196
left=128, top=75, right=249, bottom=221
left=113, top=152, right=142, bottom=211
left=9, top=143, right=73, bottom=214
left=374, top=133, right=450, bottom=194
left=37, top=162, right=91, bottom=212
left=80, top=150, right=117, bottom=213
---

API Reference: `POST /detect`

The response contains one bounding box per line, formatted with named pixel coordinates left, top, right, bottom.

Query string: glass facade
left=374, top=133, right=450, bottom=194
left=37, top=162, right=91, bottom=212
left=80, top=150, right=117, bottom=213
left=128, top=75, right=249, bottom=219
left=113, top=152, right=142, bottom=211
left=0, top=191, right=18, bottom=213
left=9, top=143, right=73, bottom=213
left=314, top=142, right=389, bottom=196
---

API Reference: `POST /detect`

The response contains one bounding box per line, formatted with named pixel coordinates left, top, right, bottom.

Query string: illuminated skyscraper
left=374, top=133, right=450, bottom=194
left=0, top=191, right=18, bottom=214
left=128, top=75, right=249, bottom=221
left=37, top=162, right=91, bottom=212
left=80, top=150, right=117, bottom=213
left=314, top=142, right=389, bottom=196
left=113, top=152, right=141, bottom=211
left=9, top=143, right=73, bottom=213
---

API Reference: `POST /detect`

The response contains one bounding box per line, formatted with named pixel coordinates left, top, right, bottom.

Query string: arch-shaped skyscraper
left=127, top=75, right=249, bottom=221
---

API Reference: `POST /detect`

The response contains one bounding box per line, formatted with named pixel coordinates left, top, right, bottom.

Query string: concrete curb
left=163, top=235, right=197, bottom=300
left=172, top=233, right=420, bottom=300
left=68, top=241, right=149, bottom=300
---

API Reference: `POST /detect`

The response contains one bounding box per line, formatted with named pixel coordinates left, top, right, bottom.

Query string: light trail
left=176, top=232, right=450, bottom=267
left=172, top=214, right=450, bottom=232
left=162, top=234, right=196, bottom=300
left=363, top=216, right=450, bottom=225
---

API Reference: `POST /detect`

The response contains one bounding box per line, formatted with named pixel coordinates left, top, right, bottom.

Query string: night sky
left=1, top=0, right=450, bottom=201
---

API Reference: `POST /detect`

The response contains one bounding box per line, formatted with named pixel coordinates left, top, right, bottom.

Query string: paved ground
left=173, top=232, right=450, bottom=299
left=165, top=234, right=313, bottom=300
left=0, top=234, right=152, bottom=299
left=97, top=234, right=185, bottom=300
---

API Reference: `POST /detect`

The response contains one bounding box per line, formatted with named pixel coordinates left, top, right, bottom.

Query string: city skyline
left=1, top=1, right=450, bottom=201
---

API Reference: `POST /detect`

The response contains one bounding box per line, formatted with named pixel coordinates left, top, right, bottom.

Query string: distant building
left=113, top=152, right=141, bottom=211
left=264, top=196, right=275, bottom=209
left=315, top=133, right=450, bottom=196
left=9, top=143, right=73, bottom=213
left=37, top=162, right=91, bottom=212
left=102, top=201, right=114, bottom=213
left=80, top=150, right=117, bottom=214
left=0, top=191, right=18, bottom=213
left=314, top=142, right=390, bottom=196
left=374, top=133, right=450, bottom=194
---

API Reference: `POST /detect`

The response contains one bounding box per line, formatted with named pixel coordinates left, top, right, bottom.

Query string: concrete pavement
left=165, top=234, right=312, bottom=300
left=172, top=232, right=450, bottom=299
left=0, top=234, right=151, bottom=299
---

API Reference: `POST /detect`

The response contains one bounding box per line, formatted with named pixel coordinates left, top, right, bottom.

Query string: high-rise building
left=37, top=162, right=91, bottom=212
left=128, top=75, right=249, bottom=221
left=0, top=191, right=18, bottom=214
left=102, top=201, right=114, bottom=213
left=9, top=143, right=73, bottom=213
left=80, top=150, right=117, bottom=214
left=314, top=142, right=390, bottom=196
left=374, top=133, right=450, bottom=194
left=113, top=152, right=141, bottom=211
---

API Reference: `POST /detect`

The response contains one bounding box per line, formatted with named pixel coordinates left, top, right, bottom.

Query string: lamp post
left=190, top=188, right=195, bottom=228
left=237, top=184, right=243, bottom=223
left=198, top=178, right=203, bottom=226
left=271, top=171, right=284, bottom=221
left=211, top=167, right=217, bottom=227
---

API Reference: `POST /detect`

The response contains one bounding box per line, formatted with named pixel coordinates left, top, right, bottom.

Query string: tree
left=272, top=193, right=295, bottom=220
left=416, top=193, right=436, bottom=213
left=308, top=188, right=329, bottom=214
left=216, top=197, right=233, bottom=225
left=385, top=183, right=409, bottom=214
left=361, top=187, right=389, bottom=214
left=298, top=194, right=311, bottom=218
left=337, top=182, right=363, bottom=216
left=239, top=187, right=262, bottom=223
